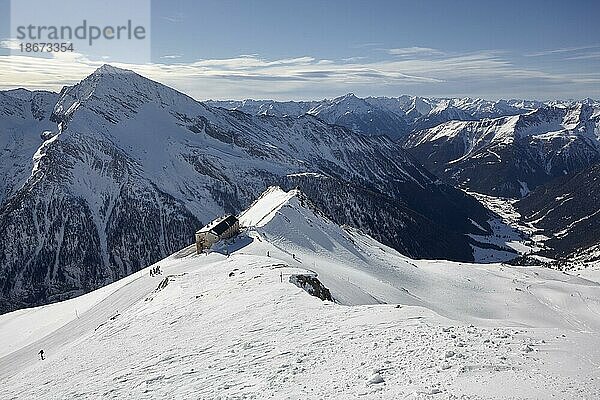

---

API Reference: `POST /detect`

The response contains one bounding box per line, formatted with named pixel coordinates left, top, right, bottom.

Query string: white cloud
left=161, top=13, right=185, bottom=23
left=350, top=42, right=383, bottom=49
left=565, top=52, right=600, bottom=61
left=524, top=45, right=600, bottom=57
left=0, top=39, right=22, bottom=50
left=0, top=48, right=597, bottom=100
left=342, top=56, right=367, bottom=62
left=386, top=47, right=444, bottom=57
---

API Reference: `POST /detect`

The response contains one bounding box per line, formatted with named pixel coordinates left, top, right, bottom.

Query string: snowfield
left=1, top=187, right=600, bottom=399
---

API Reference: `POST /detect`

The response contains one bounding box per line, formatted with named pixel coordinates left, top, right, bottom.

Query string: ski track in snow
left=1, top=187, right=600, bottom=399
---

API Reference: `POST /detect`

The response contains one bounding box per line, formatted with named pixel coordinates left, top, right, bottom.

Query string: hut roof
left=197, top=215, right=238, bottom=236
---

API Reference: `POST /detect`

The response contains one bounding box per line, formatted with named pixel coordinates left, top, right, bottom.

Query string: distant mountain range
left=0, top=65, right=505, bottom=313
left=207, top=94, right=551, bottom=138
left=211, top=93, right=600, bottom=264
left=210, top=95, right=600, bottom=199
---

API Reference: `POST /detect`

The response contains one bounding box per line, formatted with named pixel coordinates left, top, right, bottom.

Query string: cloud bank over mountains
left=1, top=41, right=599, bottom=100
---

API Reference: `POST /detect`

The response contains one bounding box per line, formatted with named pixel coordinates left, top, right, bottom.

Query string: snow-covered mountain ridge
left=2, top=186, right=599, bottom=399
left=207, top=94, right=597, bottom=139
left=0, top=65, right=501, bottom=313
left=0, top=89, right=58, bottom=203
left=210, top=95, right=600, bottom=199
left=404, top=103, right=600, bottom=197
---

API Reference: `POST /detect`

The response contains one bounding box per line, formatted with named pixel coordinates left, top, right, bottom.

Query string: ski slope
left=1, top=187, right=600, bottom=399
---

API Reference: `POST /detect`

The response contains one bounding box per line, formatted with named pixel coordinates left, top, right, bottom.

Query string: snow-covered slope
left=0, top=66, right=495, bottom=313
left=2, top=186, right=600, bottom=399
left=207, top=98, right=317, bottom=118
left=0, top=89, right=57, bottom=203
left=409, top=100, right=477, bottom=132
left=404, top=104, right=600, bottom=197
left=210, top=94, right=542, bottom=139
left=306, top=93, right=410, bottom=139
left=210, top=93, right=410, bottom=140
left=241, top=188, right=599, bottom=324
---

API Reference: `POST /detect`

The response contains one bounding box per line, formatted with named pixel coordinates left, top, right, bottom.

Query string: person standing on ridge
left=38, top=349, right=44, bottom=360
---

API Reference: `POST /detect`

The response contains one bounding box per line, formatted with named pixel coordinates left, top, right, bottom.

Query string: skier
left=38, top=349, right=44, bottom=360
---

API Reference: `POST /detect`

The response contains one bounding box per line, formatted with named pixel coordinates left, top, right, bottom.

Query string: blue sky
left=151, top=0, right=597, bottom=61
left=1, top=0, right=599, bottom=100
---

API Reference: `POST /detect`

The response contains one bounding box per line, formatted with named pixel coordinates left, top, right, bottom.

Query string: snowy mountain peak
left=239, top=186, right=299, bottom=228
left=404, top=100, right=600, bottom=198
left=79, top=64, right=165, bottom=100
left=53, top=64, right=203, bottom=127
left=3, top=88, right=34, bottom=101
left=335, top=92, right=359, bottom=102
left=94, top=63, right=132, bottom=75
left=409, top=96, right=433, bottom=116
left=321, top=92, right=370, bottom=112
left=76, top=64, right=140, bottom=98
